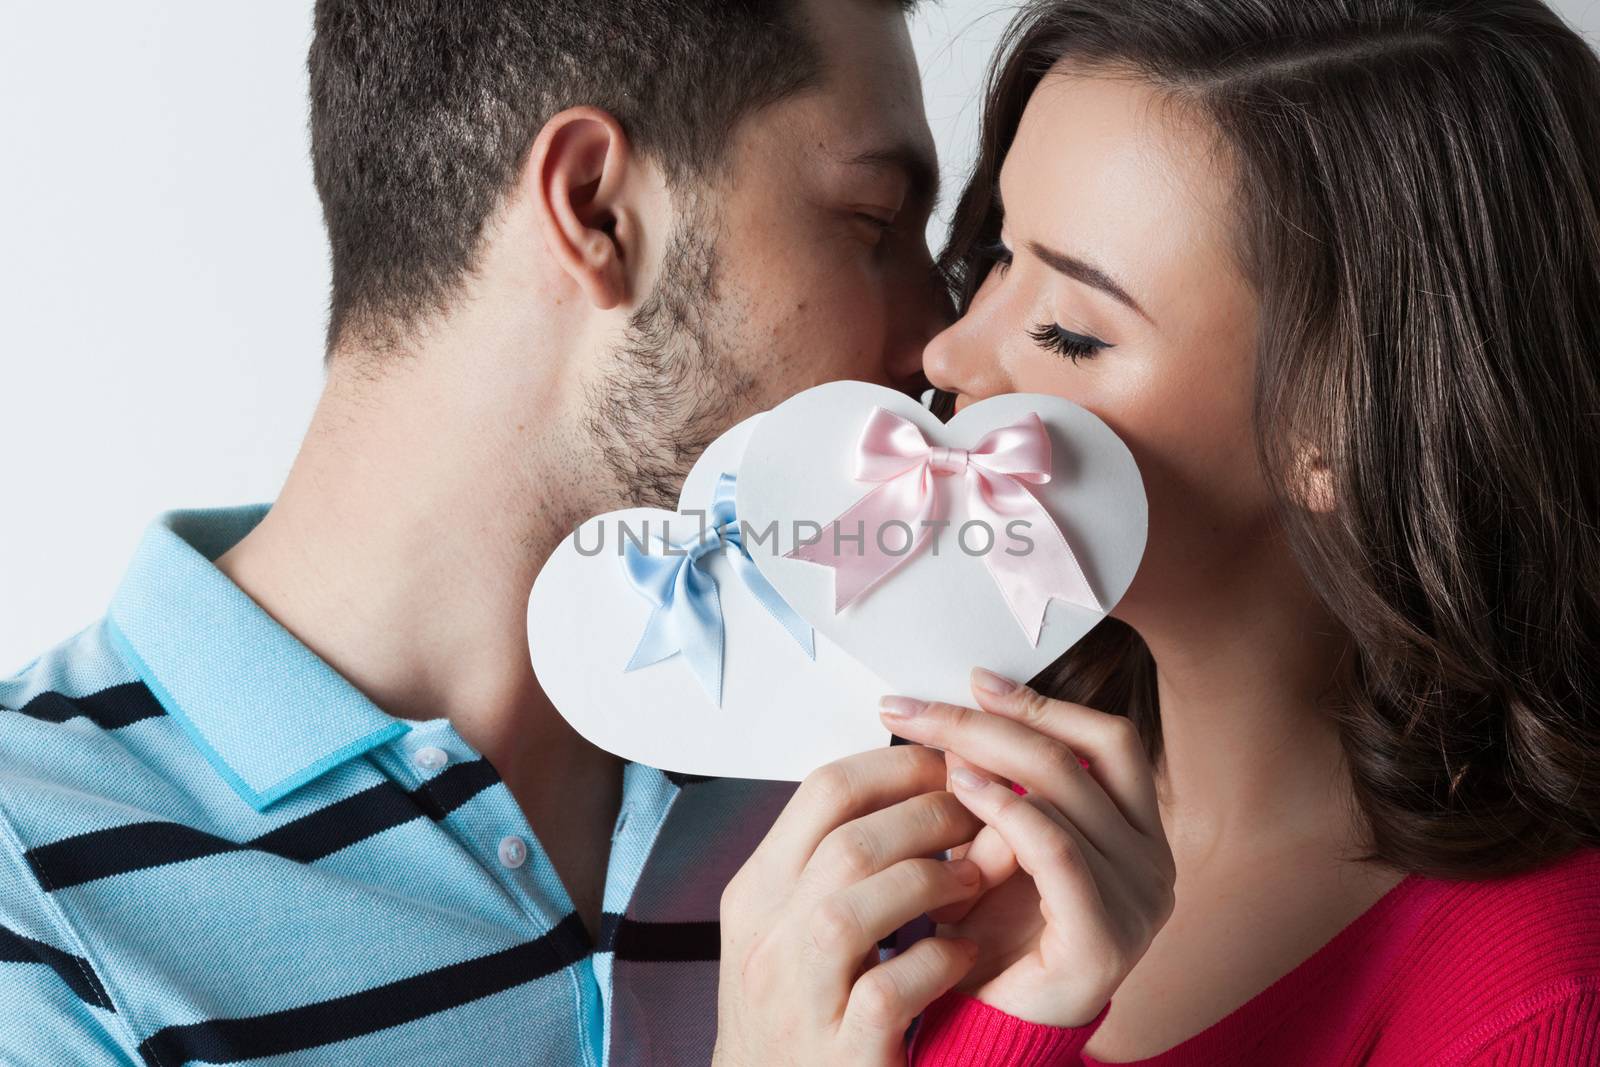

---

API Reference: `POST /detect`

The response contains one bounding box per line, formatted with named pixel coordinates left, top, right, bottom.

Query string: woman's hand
left=713, top=744, right=990, bottom=1066
left=878, top=669, right=1176, bottom=1028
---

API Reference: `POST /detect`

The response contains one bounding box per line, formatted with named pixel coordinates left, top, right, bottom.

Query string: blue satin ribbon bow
left=622, top=472, right=814, bottom=704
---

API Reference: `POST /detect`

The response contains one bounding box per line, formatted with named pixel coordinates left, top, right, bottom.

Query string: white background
left=1, top=1, right=1596, bottom=670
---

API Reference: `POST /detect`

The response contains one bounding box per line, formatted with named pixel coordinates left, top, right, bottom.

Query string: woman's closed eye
left=1028, top=322, right=1113, bottom=364
left=978, top=239, right=1115, bottom=364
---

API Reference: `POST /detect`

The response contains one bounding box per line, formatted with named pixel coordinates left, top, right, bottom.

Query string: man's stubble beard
left=584, top=200, right=760, bottom=511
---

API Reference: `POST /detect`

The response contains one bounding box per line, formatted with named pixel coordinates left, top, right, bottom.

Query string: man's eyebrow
left=1026, top=240, right=1154, bottom=323
left=845, top=144, right=940, bottom=210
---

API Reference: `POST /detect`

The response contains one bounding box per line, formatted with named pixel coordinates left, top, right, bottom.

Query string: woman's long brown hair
left=941, top=0, right=1600, bottom=877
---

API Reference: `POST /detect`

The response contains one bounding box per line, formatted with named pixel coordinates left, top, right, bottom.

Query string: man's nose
left=884, top=246, right=955, bottom=393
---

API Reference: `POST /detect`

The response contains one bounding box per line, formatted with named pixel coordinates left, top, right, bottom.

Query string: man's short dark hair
left=309, top=0, right=834, bottom=354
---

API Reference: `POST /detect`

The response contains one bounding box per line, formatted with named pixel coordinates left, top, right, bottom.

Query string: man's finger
left=800, top=789, right=983, bottom=897
left=802, top=856, right=982, bottom=1003
left=751, top=743, right=949, bottom=882
left=841, top=935, right=978, bottom=1048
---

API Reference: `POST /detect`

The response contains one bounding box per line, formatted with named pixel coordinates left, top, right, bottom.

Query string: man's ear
left=527, top=106, right=640, bottom=311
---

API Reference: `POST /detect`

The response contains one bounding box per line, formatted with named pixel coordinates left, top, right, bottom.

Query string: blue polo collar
left=106, top=505, right=411, bottom=811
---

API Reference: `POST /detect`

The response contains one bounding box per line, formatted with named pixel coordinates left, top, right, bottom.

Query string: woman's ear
left=1289, top=442, right=1337, bottom=514
left=526, top=106, right=639, bottom=311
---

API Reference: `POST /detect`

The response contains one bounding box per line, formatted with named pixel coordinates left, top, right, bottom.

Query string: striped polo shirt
left=0, top=505, right=808, bottom=1066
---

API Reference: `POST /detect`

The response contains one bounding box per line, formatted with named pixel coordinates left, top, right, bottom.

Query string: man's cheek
left=793, top=303, right=882, bottom=375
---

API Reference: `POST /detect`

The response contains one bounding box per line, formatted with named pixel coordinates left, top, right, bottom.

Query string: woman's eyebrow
left=1026, top=240, right=1154, bottom=324
left=994, top=177, right=1154, bottom=324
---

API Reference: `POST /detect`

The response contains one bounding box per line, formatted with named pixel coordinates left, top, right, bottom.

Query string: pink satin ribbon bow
left=786, top=406, right=1101, bottom=645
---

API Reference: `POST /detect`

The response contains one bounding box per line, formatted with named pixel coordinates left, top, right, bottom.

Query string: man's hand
left=713, top=744, right=987, bottom=1066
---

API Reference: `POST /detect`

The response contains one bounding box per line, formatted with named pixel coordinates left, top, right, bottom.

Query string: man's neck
left=213, top=347, right=609, bottom=787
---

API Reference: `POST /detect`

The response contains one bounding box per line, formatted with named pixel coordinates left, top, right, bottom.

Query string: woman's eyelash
left=1028, top=322, right=1113, bottom=364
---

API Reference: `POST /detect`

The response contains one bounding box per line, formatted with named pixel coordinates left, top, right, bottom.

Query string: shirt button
left=411, top=746, right=449, bottom=772
left=498, top=835, right=528, bottom=869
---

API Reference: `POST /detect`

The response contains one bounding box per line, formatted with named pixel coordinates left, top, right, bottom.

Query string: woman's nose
left=922, top=313, right=1009, bottom=407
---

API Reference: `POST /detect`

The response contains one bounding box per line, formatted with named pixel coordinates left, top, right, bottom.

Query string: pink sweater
left=909, top=847, right=1600, bottom=1065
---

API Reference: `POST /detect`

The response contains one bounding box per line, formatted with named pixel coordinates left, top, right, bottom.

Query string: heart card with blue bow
left=527, top=413, right=895, bottom=780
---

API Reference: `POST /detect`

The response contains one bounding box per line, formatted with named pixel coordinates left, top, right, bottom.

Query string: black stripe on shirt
left=27, top=758, right=502, bottom=891
left=14, top=682, right=166, bottom=730
left=0, top=922, right=115, bottom=1010
left=136, top=911, right=591, bottom=1067
left=408, top=757, right=503, bottom=820
left=662, top=770, right=718, bottom=787
left=598, top=913, right=721, bottom=962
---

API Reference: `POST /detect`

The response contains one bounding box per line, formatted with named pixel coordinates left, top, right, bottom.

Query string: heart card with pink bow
left=737, top=380, right=1147, bottom=709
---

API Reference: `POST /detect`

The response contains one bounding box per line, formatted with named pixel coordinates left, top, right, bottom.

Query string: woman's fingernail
left=971, top=667, right=1018, bottom=696
left=879, top=696, right=927, bottom=719
left=949, top=858, right=982, bottom=883
left=949, top=766, right=989, bottom=790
